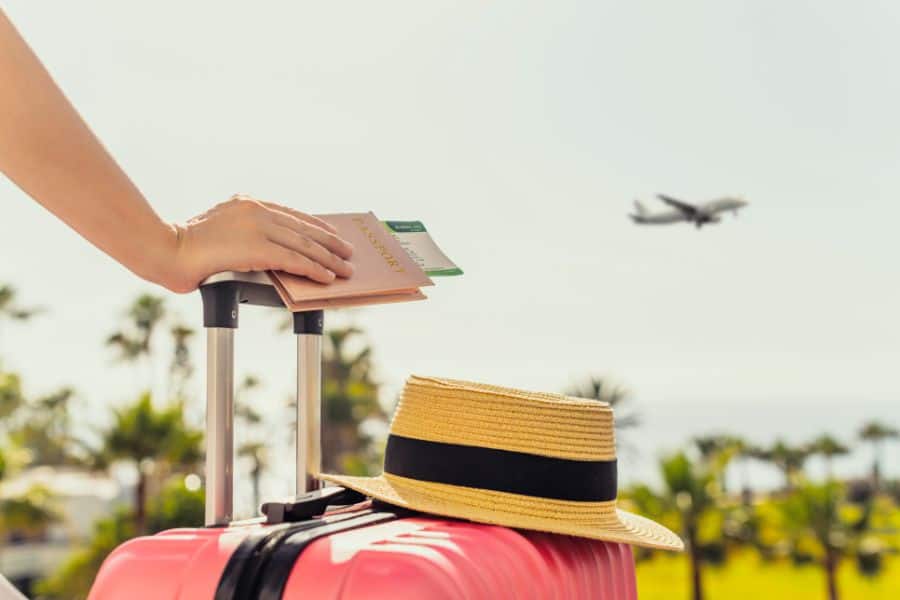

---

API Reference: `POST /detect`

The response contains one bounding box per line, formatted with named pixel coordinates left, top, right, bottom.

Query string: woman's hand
left=166, top=195, right=354, bottom=293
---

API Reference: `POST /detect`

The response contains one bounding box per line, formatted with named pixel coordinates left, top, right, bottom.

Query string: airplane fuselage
left=630, top=195, right=747, bottom=228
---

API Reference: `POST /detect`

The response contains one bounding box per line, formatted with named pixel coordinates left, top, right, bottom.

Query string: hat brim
left=321, top=472, right=683, bottom=552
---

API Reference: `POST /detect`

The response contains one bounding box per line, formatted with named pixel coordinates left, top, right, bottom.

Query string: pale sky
left=1, top=1, right=897, bottom=500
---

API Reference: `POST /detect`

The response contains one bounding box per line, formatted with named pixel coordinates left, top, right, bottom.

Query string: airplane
left=630, top=194, right=748, bottom=228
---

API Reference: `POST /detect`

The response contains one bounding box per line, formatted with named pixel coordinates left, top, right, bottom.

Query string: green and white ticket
left=384, top=221, right=463, bottom=277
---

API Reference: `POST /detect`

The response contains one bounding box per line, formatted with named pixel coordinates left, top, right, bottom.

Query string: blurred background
left=0, top=1, right=897, bottom=598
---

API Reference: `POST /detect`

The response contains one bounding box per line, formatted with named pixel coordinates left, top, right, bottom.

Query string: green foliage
left=101, top=393, right=201, bottom=467
left=859, top=422, right=899, bottom=443
left=775, top=482, right=846, bottom=551
left=0, top=369, right=25, bottom=421
left=758, top=481, right=890, bottom=599
left=97, top=392, right=202, bottom=533
left=35, top=478, right=204, bottom=600
left=5, top=286, right=895, bottom=600
left=0, top=483, right=59, bottom=537
left=0, top=284, right=41, bottom=321
left=320, top=326, right=387, bottom=474
left=8, top=387, right=85, bottom=467
left=661, top=451, right=717, bottom=515
left=105, top=295, right=166, bottom=362
left=34, top=508, right=134, bottom=600
left=809, top=435, right=850, bottom=459
left=235, top=375, right=263, bottom=425
left=146, top=478, right=205, bottom=531
left=755, top=439, right=811, bottom=490
left=323, top=327, right=381, bottom=424
left=858, top=422, right=899, bottom=491
left=237, top=440, right=267, bottom=510
left=168, top=324, right=195, bottom=397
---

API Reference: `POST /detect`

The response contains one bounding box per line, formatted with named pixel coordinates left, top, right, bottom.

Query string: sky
left=1, top=1, right=898, bottom=506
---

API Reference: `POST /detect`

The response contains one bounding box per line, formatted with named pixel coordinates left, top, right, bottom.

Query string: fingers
left=265, top=223, right=354, bottom=279
left=265, top=243, right=337, bottom=284
left=221, top=194, right=354, bottom=284
left=270, top=212, right=354, bottom=260
left=257, top=200, right=340, bottom=236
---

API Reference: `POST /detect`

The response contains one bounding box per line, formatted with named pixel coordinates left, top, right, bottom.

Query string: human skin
left=0, top=9, right=353, bottom=293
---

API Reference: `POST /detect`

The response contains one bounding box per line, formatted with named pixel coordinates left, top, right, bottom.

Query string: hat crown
left=389, top=376, right=617, bottom=462
left=323, top=375, right=685, bottom=552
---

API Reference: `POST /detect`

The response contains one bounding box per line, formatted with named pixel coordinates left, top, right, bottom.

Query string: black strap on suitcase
left=215, top=508, right=397, bottom=600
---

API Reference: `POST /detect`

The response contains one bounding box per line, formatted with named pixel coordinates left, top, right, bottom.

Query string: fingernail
left=343, top=260, right=354, bottom=275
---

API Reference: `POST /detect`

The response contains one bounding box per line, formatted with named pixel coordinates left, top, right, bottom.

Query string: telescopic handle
left=199, top=272, right=324, bottom=526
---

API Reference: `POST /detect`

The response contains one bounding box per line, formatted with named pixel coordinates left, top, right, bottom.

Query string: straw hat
left=321, top=375, right=683, bottom=551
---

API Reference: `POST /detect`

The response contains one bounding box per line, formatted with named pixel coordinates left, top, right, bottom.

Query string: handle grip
left=200, top=272, right=324, bottom=526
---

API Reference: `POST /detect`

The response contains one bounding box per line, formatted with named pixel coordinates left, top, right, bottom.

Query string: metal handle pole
left=205, top=328, right=234, bottom=526
left=296, top=333, right=323, bottom=494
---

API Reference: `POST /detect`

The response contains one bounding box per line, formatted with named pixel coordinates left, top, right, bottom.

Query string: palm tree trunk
left=135, top=471, right=147, bottom=534
left=740, top=457, right=752, bottom=505
left=782, top=467, right=794, bottom=493
left=871, top=440, right=882, bottom=493
left=251, top=465, right=261, bottom=512
left=824, top=547, right=839, bottom=600
left=687, top=522, right=704, bottom=600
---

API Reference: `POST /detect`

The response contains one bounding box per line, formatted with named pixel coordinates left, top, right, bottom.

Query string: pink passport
left=268, top=212, right=434, bottom=312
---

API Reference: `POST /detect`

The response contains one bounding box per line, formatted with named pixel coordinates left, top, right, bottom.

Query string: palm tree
left=320, top=326, right=386, bottom=474
left=235, top=375, right=263, bottom=425
left=808, top=434, right=849, bottom=482
left=564, top=376, right=640, bottom=431
left=660, top=451, right=717, bottom=600
left=858, top=421, right=898, bottom=492
left=0, top=485, right=59, bottom=580
left=98, top=393, right=202, bottom=533
left=238, top=442, right=268, bottom=512
left=168, top=323, right=195, bottom=399
left=0, top=484, right=59, bottom=539
left=106, top=294, right=166, bottom=363
left=776, top=482, right=855, bottom=600
left=692, top=434, right=742, bottom=494
left=235, top=375, right=266, bottom=513
left=760, top=439, right=810, bottom=492
left=728, top=437, right=763, bottom=504
left=0, top=369, right=25, bottom=423
left=0, top=284, right=40, bottom=322
left=8, top=387, right=84, bottom=467
left=0, top=446, right=59, bottom=562
left=627, top=452, right=720, bottom=600
left=0, top=285, right=39, bottom=418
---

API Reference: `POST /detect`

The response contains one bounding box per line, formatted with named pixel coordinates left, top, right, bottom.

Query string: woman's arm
left=0, top=9, right=352, bottom=292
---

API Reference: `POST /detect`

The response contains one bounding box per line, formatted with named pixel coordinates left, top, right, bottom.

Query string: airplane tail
left=632, top=199, right=648, bottom=217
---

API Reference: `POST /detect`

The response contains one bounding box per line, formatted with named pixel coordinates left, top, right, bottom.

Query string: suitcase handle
left=199, top=271, right=324, bottom=526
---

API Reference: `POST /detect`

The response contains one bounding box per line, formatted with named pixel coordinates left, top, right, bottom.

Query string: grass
left=636, top=552, right=899, bottom=600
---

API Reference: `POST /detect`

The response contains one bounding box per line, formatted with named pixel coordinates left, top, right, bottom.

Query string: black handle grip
left=200, top=279, right=285, bottom=329
left=200, top=275, right=324, bottom=334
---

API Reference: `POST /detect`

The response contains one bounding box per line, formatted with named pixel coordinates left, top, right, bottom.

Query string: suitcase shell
left=89, top=272, right=639, bottom=599
left=89, top=514, right=637, bottom=599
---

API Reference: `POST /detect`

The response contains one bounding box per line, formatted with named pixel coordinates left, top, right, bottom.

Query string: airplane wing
left=656, top=194, right=699, bottom=217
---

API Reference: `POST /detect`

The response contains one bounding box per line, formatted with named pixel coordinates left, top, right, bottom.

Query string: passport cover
left=268, top=212, right=433, bottom=311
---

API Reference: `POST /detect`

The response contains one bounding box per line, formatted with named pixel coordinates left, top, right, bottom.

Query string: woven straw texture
left=321, top=375, right=683, bottom=551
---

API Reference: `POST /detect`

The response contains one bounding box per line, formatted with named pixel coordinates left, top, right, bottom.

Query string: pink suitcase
left=89, top=272, right=638, bottom=600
